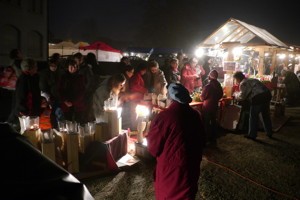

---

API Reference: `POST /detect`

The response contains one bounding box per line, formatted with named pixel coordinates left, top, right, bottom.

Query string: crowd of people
left=1, top=49, right=219, bottom=132
left=2, top=48, right=300, bottom=199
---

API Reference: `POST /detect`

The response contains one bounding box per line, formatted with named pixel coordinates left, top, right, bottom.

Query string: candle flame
left=135, top=105, right=149, bottom=117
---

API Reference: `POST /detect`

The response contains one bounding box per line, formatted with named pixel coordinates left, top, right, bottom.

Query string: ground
left=82, top=105, right=300, bottom=200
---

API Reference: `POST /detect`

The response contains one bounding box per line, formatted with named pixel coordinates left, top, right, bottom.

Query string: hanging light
left=195, top=47, right=204, bottom=58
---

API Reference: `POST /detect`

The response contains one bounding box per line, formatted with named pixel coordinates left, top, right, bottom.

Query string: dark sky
left=49, top=0, right=300, bottom=51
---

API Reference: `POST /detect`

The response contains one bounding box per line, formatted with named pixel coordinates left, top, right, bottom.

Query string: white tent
left=48, top=41, right=78, bottom=57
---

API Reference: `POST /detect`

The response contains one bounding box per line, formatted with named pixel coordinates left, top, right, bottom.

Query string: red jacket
left=40, top=108, right=52, bottom=130
left=130, top=72, right=147, bottom=94
left=147, top=101, right=205, bottom=200
left=181, top=64, right=196, bottom=93
left=201, top=79, right=223, bottom=113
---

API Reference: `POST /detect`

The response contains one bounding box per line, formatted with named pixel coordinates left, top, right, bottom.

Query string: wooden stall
left=196, top=18, right=300, bottom=102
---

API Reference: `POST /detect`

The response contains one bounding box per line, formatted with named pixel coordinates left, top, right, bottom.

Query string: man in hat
left=200, top=70, right=223, bottom=146
left=147, top=83, right=206, bottom=200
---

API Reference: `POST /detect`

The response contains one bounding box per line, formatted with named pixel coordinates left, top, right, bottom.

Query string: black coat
left=14, top=72, right=41, bottom=116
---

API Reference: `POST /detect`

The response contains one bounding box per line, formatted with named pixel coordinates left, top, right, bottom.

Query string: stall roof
left=125, top=47, right=183, bottom=54
left=200, top=18, right=288, bottom=48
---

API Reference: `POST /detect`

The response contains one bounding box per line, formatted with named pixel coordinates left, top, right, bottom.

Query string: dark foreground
left=82, top=106, right=300, bottom=200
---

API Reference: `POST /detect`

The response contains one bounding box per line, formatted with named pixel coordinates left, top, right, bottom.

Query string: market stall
left=195, top=18, right=300, bottom=103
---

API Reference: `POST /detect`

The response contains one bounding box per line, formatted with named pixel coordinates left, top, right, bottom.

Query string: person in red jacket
left=129, top=62, right=148, bottom=101
left=200, top=70, right=223, bottom=146
left=147, top=83, right=206, bottom=200
left=181, top=57, right=201, bottom=93
left=39, top=95, right=52, bottom=130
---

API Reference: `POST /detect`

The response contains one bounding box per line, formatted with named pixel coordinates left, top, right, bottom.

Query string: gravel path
left=83, top=106, right=300, bottom=200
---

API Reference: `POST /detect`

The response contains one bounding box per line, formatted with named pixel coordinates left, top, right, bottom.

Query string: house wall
left=0, top=0, right=48, bottom=67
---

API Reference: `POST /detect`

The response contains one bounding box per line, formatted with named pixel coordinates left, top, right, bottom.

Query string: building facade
left=0, top=0, right=48, bottom=67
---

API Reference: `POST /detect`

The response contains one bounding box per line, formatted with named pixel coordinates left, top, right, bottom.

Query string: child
left=40, top=95, right=52, bottom=130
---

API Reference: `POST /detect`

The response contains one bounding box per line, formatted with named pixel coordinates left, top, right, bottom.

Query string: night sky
left=49, top=0, right=300, bottom=52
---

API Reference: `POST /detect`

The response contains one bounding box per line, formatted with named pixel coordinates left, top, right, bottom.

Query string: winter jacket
left=147, top=101, right=205, bottom=200
left=14, top=71, right=41, bottom=117
left=238, top=78, right=271, bottom=105
left=130, top=72, right=148, bottom=94
left=181, top=64, right=196, bottom=93
left=143, top=69, right=167, bottom=95
left=201, top=79, right=223, bottom=113
left=58, top=72, right=85, bottom=112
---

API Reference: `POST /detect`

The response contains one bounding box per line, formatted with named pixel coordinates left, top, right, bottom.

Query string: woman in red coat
left=147, top=83, right=206, bottom=200
left=129, top=63, right=148, bottom=101
left=181, top=58, right=201, bottom=93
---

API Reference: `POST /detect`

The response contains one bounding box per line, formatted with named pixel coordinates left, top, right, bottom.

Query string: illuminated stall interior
left=196, top=18, right=300, bottom=77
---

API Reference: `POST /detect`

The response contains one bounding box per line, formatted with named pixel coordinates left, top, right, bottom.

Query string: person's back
left=147, top=83, right=205, bottom=200
left=201, top=79, right=223, bottom=113
left=240, top=78, right=271, bottom=104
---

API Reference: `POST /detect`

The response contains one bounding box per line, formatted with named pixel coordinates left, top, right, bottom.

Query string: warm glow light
left=195, top=47, right=204, bottom=58
left=30, top=124, right=39, bottom=130
left=222, top=51, right=229, bottom=59
left=232, top=47, right=243, bottom=57
left=278, top=54, right=286, bottom=59
left=129, top=143, right=135, bottom=153
left=143, top=138, right=148, bottom=146
left=135, top=105, right=149, bottom=117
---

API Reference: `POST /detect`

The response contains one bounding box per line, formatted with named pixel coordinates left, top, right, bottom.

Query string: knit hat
left=209, top=70, right=218, bottom=79
left=167, top=83, right=192, bottom=104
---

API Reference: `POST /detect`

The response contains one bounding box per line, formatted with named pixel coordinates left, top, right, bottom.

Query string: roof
left=50, top=41, right=76, bottom=49
left=199, top=18, right=288, bottom=48
left=125, top=47, right=183, bottom=54
left=79, top=41, right=121, bottom=53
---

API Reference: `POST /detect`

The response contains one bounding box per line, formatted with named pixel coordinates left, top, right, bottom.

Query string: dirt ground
left=82, top=105, right=300, bottom=200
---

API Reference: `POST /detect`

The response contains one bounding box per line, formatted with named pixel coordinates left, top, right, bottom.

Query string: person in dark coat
left=14, top=59, right=41, bottom=117
left=233, top=71, right=273, bottom=139
left=147, top=83, right=206, bottom=200
left=281, top=69, right=300, bottom=106
left=58, top=59, right=85, bottom=124
left=39, top=61, right=64, bottom=128
left=201, top=56, right=212, bottom=86
left=78, top=53, right=98, bottom=122
left=165, top=57, right=181, bottom=84
left=200, top=70, right=223, bottom=146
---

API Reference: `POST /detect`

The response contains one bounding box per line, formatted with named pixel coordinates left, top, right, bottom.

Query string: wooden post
left=78, top=135, right=91, bottom=154
left=257, top=48, right=265, bottom=77
left=222, top=43, right=237, bottom=98
left=66, top=133, right=79, bottom=173
left=23, top=129, right=41, bottom=149
left=270, top=49, right=277, bottom=74
left=94, top=122, right=109, bottom=142
left=41, top=142, right=56, bottom=162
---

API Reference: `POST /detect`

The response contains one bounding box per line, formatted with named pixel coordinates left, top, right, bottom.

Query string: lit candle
left=135, top=105, right=149, bottom=117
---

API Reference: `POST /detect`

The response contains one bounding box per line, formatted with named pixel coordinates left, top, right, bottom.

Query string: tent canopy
left=50, top=41, right=76, bottom=49
left=79, top=41, right=121, bottom=53
left=74, top=41, right=89, bottom=48
left=126, top=47, right=183, bottom=54
left=200, top=18, right=288, bottom=48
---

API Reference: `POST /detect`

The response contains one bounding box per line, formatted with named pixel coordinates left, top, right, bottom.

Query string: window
left=28, top=0, right=43, bottom=14
left=0, top=24, right=20, bottom=55
left=27, top=30, right=43, bottom=58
